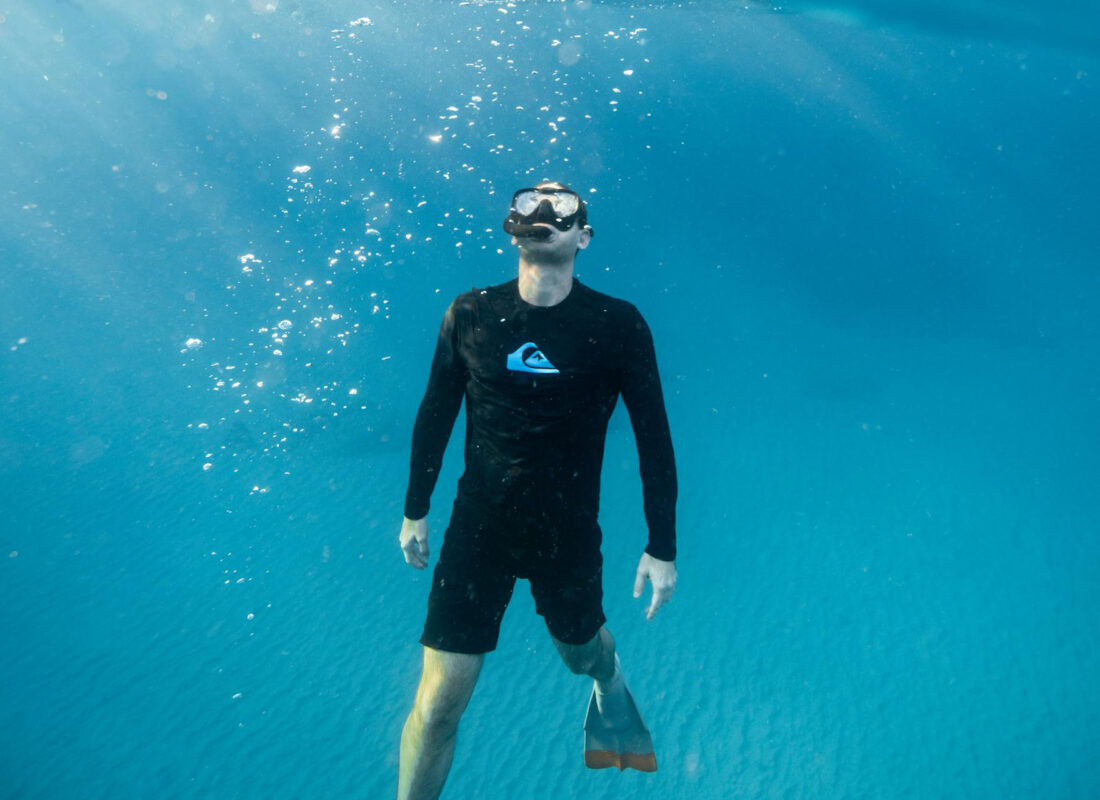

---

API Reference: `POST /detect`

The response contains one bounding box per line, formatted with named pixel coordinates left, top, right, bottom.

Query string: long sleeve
left=620, top=308, right=678, bottom=561
left=404, top=304, right=467, bottom=520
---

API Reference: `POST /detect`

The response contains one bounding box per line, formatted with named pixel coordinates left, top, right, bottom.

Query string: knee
left=555, top=638, right=601, bottom=676
left=412, top=694, right=464, bottom=739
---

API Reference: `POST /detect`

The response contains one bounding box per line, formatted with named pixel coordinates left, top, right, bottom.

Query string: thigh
left=528, top=547, right=606, bottom=647
left=420, top=507, right=517, bottom=655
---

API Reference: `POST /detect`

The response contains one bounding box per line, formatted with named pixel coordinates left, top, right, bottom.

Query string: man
left=396, top=181, right=677, bottom=800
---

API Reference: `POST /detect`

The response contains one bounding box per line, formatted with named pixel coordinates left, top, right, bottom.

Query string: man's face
left=509, top=182, right=591, bottom=257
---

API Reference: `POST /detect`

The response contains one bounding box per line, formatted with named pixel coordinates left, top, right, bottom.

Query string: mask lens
left=548, top=192, right=579, bottom=216
left=513, top=189, right=579, bottom=217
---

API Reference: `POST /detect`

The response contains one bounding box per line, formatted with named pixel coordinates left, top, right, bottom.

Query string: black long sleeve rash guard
left=404, top=278, right=677, bottom=562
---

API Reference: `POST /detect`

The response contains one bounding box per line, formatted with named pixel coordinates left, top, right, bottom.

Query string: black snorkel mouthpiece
left=503, top=213, right=554, bottom=240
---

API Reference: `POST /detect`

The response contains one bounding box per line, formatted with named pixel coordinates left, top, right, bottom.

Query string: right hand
left=399, top=516, right=429, bottom=569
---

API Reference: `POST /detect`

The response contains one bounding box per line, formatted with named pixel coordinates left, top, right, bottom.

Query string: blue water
left=2, top=1, right=1099, bottom=798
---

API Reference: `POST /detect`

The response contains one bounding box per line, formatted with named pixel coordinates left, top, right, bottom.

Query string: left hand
left=633, top=552, right=677, bottom=621
left=399, top=516, right=430, bottom=569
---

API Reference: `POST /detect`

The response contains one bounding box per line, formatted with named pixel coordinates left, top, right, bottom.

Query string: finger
left=656, top=584, right=672, bottom=607
left=633, top=566, right=647, bottom=599
left=647, top=585, right=674, bottom=620
left=646, top=585, right=660, bottom=618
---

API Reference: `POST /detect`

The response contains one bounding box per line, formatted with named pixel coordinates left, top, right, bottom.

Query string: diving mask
left=502, top=187, right=592, bottom=240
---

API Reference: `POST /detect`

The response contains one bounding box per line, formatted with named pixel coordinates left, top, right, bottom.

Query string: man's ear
left=577, top=227, right=592, bottom=250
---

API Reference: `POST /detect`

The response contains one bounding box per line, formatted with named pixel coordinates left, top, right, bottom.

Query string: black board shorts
left=420, top=496, right=606, bottom=655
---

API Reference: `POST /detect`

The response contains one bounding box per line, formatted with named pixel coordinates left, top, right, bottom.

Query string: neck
left=517, top=257, right=574, bottom=307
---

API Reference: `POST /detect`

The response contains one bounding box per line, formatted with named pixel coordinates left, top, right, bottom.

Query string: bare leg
left=552, top=626, right=617, bottom=685
left=397, top=646, right=484, bottom=800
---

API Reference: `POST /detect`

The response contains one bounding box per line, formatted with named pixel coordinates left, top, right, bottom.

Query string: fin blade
left=620, top=751, right=658, bottom=772
left=584, top=749, right=624, bottom=770
left=582, top=687, right=658, bottom=772
left=583, top=749, right=658, bottom=773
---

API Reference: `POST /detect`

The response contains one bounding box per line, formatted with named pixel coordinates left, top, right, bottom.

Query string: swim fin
left=583, top=670, right=657, bottom=772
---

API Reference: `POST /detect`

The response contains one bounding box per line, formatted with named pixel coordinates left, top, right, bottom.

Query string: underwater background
left=2, top=1, right=1098, bottom=798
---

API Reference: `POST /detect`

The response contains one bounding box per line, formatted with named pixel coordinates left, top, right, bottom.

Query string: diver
left=396, top=181, right=678, bottom=799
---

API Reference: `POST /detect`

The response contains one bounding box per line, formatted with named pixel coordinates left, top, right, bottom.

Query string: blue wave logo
left=506, top=342, right=560, bottom=374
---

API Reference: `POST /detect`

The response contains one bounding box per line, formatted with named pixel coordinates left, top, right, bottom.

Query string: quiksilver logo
left=506, top=342, right=560, bottom=374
